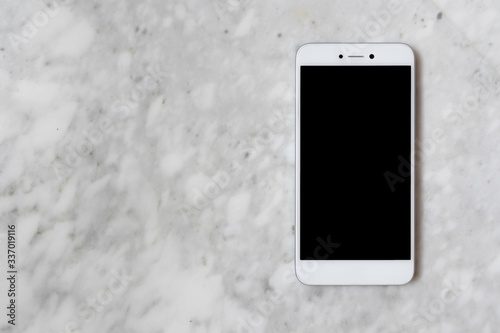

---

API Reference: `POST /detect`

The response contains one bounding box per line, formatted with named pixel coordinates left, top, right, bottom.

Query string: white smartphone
left=295, top=43, right=415, bottom=285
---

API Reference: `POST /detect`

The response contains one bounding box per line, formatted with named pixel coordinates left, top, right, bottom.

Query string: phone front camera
left=339, top=54, right=343, bottom=59
left=369, top=54, right=374, bottom=59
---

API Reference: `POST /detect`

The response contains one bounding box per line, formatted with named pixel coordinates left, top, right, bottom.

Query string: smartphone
left=295, top=43, right=415, bottom=285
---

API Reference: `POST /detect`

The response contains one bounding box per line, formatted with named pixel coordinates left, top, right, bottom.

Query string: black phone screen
left=299, top=65, right=412, bottom=260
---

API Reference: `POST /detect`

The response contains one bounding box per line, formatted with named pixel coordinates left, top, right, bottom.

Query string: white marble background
left=1, top=0, right=499, bottom=332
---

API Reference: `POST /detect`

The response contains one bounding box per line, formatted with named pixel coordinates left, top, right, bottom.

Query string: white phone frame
left=295, top=43, right=415, bottom=285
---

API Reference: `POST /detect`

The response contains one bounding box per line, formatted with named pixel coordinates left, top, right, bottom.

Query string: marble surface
left=1, top=0, right=500, bottom=332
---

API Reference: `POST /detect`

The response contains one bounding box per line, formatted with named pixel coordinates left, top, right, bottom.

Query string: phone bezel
left=295, top=43, right=415, bottom=285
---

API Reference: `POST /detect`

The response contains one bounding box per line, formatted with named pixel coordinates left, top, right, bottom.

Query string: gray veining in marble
left=1, top=0, right=500, bottom=332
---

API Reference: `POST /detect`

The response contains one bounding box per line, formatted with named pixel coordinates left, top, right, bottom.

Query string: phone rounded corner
left=296, top=43, right=314, bottom=60
left=294, top=262, right=313, bottom=286
left=398, top=43, right=415, bottom=62
left=398, top=267, right=415, bottom=285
